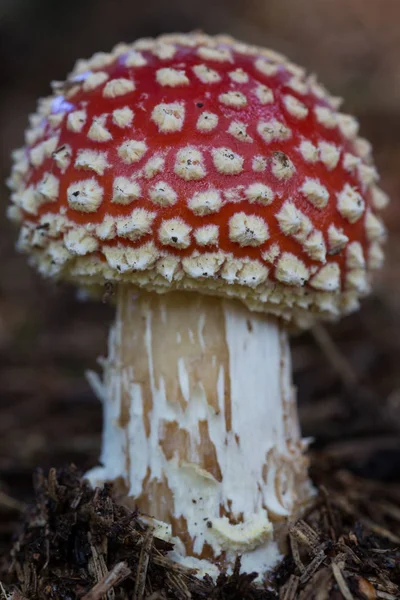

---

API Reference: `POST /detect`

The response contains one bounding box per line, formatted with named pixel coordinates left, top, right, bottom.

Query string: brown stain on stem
left=160, top=421, right=190, bottom=462
left=198, top=420, right=223, bottom=482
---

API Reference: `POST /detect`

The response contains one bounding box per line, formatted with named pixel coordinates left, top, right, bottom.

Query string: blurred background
left=0, top=0, right=400, bottom=556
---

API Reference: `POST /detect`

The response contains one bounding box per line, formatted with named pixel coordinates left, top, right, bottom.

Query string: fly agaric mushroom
left=7, top=33, right=388, bottom=576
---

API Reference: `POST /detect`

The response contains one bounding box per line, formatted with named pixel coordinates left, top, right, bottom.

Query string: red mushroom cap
left=7, top=33, right=388, bottom=326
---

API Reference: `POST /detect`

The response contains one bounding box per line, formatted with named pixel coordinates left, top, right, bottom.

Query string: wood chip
left=299, top=544, right=329, bottom=584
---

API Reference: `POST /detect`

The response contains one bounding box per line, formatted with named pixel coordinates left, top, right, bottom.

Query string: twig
left=47, top=468, right=58, bottom=502
left=0, top=583, right=8, bottom=600
left=133, top=529, right=153, bottom=600
left=151, top=552, right=197, bottom=576
left=165, top=571, right=192, bottom=600
left=291, top=520, right=320, bottom=550
left=299, top=544, right=329, bottom=584
left=289, top=530, right=305, bottom=574
left=331, top=561, right=355, bottom=600
left=87, top=536, right=111, bottom=600
left=82, top=562, right=131, bottom=600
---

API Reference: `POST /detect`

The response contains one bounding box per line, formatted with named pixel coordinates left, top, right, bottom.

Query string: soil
left=0, top=458, right=399, bottom=599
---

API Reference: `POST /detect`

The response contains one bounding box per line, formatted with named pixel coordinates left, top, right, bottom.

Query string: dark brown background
left=1, top=0, right=400, bottom=556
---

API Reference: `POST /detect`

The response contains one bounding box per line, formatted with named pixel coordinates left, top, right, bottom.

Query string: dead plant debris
left=0, top=462, right=398, bottom=600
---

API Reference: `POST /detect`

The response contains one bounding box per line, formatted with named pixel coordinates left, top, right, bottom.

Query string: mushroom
left=7, top=33, right=389, bottom=577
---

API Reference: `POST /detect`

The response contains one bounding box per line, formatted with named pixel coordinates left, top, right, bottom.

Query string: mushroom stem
left=87, top=285, right=312, bottom=575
